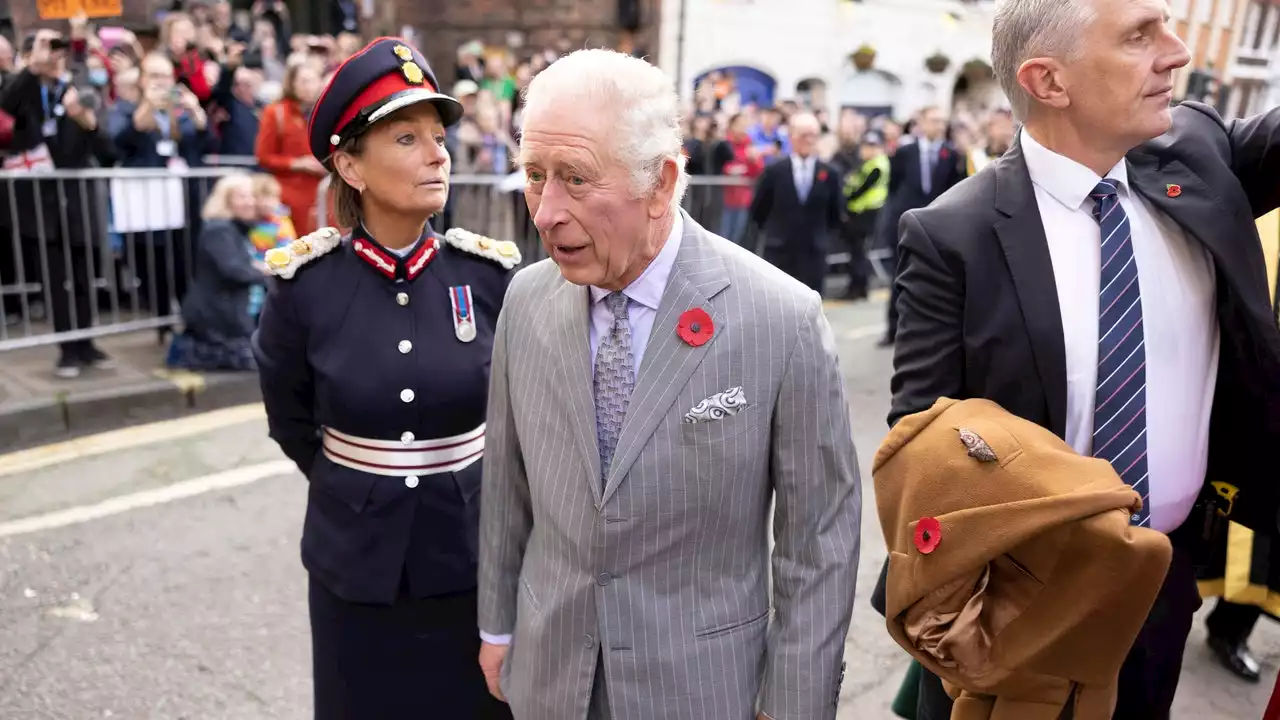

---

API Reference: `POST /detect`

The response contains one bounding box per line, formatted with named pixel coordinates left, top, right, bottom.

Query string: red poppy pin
left=818, top=169, right=828, bottom=182
left=1166, top=183, right=1182, bottom=198
left=677, top=308, right=714, bottom=347
left=914, top=517, right=942, bottom=554
left=939, top=147, right=950, bottom=160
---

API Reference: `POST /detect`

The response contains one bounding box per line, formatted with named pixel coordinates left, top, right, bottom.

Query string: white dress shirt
left=588, top=211, right=684, bottom=368
left=791, top=154, right=815, bottom=201
left=1020, top=128, right=1219, bottom=533
left=479, top=213, right=683, bottom=647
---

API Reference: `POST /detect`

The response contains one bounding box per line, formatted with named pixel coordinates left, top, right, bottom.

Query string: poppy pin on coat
left=1166, top=183, right=1182, bottom=198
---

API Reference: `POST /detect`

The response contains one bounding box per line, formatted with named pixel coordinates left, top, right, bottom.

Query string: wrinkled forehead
left=519, top=104, right=615, bottom=169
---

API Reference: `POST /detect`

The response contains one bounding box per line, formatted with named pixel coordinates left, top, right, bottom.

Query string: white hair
left=521, top=49, right=689, bottom=210
left=991, top=0, right=1096, bottom=120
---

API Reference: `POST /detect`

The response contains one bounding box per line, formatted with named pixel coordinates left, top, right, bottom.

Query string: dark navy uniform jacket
left=252, top=223, right=514, bottom=605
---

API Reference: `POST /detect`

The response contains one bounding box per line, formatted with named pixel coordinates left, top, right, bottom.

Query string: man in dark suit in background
left=886, top=0, right=1280, bottom=717
left=879, top=104, right=965, bottom=345
left=749, top=112, right=843, bottom=294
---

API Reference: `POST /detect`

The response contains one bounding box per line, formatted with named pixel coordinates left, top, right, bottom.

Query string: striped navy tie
left=1089, top=179, right=1150, bottom=527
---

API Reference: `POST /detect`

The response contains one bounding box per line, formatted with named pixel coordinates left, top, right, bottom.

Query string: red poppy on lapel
left=818, top=169, right=828, bottom=182
left=1166, top=183, right=1182, bottom=198
left=914, top=517, right=942, bottom=554
left=676, top=308, right=714, bottom=347
left=939, top=147, right=950, bottom=160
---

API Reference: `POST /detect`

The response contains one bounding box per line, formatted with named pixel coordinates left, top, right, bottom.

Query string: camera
left=48, top=35, right=69, bottom=51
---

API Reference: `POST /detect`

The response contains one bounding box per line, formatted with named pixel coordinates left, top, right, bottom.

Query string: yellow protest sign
left=82, top=0, right=124, bottom=18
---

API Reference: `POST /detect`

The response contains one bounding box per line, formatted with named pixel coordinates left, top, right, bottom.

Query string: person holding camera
left=107, top=52, right=212, bottom=332
left=0, top=28, right=116, bottom=377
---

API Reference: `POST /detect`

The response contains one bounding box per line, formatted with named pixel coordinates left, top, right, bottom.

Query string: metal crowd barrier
left=0, top=164, right=757, bottom=352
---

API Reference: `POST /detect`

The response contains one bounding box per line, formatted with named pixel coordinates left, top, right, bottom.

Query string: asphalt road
left=0, top=299, right=1276, bottom=719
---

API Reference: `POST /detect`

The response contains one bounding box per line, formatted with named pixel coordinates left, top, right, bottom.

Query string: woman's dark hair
left=329, top=133, right=365, bottom=229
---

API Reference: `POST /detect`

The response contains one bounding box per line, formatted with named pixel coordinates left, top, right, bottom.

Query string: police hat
left=308, top=37, right=463, bottom=166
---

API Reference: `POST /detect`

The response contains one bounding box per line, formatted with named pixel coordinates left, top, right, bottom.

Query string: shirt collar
left=791, top=153, right=812, bottom=167
left=589, top=211, right=684, bottom=311
left=1020, top=127, right=1129, bottom=211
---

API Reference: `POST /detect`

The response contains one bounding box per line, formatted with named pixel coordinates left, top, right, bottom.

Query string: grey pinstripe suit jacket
left=478, top=212, right=861, bottom=720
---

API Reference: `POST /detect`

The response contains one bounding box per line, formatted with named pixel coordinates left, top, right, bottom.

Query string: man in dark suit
left=748, top=112, right=843, bottom=294
left=879, top=105, right=965, bottom=345
left=886, top=0, right=1280, bottom=717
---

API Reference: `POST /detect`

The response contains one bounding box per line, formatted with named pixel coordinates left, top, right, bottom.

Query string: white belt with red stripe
left=322, top=424, right=485, bottom=477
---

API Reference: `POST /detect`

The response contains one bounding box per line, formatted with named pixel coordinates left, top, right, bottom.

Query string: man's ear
left=1017, top=57, right=1071, bottom=112
left=333, top=150, right=365, bottom=192
left=647, top=156, right=679, bottom=219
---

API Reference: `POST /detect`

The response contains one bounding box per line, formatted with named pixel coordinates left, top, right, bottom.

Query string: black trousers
left=842, top=210, right=877, bottom=298
left=127, top=231, right=189, bottom=317
left=308, top=575, right=512, bottom=720
left=1205, top=598, right=1262, bottom=644
left=46, top=239, right=98, bottom=359
left=915, top=544, right=1200, bottom=720
left=763, top=246, right=826, bottom=296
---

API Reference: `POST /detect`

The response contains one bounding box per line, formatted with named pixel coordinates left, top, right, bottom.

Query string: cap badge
left=393, top=44, right=414, bottom=61
left=402, top=61, right=425, bottom=85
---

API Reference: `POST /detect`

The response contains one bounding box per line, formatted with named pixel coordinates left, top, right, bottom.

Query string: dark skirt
left=308, top=575, right=512, bottom=720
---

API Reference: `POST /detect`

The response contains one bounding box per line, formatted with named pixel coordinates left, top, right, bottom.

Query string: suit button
left=398, top=340, right=412, bottom=354
left=583, top=633, right=594, bottom=649
left=597, top=572, right=612, bottom=586
left=400, top=389, right=415, bottom=403
left=396, top=292, right=409, bottom=306
left=405, top=476, right=419, bottom=488
left=401, top=431, right=415, bottom=444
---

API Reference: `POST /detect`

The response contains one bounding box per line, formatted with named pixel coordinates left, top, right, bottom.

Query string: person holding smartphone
left=107, top=52, right=213, bottom=334
left=0, top=29, right=116, bottom=376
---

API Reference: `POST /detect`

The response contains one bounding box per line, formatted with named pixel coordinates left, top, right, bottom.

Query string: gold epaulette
left=444, top=228, right=522, bottom=270
left=264, top=227, right=343, bottom=279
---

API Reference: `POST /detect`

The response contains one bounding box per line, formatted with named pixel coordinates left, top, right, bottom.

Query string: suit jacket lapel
left=547, top=278, right=603, bottom=505
left=993, top=139, right=1069, bottom=439
left=602, top=212, right=731, bottom=502
left=1126, top=151, right=1239, bottom=279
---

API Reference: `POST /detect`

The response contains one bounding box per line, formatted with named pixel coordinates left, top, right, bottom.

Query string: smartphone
left=48, top=36, right=70, bottom=51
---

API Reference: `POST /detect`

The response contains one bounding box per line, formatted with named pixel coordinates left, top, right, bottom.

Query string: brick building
left=3, top=0, right=662, bottom=82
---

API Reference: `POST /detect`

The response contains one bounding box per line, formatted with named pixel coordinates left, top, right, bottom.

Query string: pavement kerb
left=0, top=370, right=263, bottom=454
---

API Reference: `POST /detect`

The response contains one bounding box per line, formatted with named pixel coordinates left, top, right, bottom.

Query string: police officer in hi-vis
left=251, top=37, right=520, bottom=719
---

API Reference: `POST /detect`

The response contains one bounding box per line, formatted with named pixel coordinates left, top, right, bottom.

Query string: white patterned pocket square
left=683, top=386, right=747, bottom=423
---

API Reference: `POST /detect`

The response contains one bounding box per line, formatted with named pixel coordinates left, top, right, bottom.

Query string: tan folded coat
left=873, top=398, right=1173, bottom=719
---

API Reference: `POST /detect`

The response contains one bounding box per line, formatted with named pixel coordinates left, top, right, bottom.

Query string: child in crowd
left=247, top=174, right=296, bottom=320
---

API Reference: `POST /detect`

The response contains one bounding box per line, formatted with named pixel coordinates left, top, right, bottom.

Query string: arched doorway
left=693, top=65, right=778, bottom=109
left=838, top=67, right=902, bottom=120
left=951, top=59, right=1002, bottom=114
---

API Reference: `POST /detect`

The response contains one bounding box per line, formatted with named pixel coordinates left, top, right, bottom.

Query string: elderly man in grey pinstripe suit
left=477, top=49, right=862, bottom=720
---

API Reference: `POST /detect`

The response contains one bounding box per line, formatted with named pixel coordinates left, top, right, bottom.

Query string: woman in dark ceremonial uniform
left=251, top=37, right=519, bottom=720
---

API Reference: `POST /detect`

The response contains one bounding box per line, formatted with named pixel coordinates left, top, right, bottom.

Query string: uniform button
left=583, top=633, right=594, bottom=649
left=597, top=572, right=612, bottom=586
left=400, top=389, right=415, bottom=403
left=398, top=340, right=413, bottom=354
left=396, top=292, right=409, bottom=306
left=401, top=431, right=415, bottom=444
left=404, top=476, right=419, bottom=489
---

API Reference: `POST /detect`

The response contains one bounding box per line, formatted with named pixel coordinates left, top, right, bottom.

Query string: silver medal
left=456, top=321, right=477, bottom=343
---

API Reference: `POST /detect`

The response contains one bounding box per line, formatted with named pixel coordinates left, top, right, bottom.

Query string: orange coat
left=256, top=99, right=323, bottom=236
left=873, top=397, right=1172, bottom=720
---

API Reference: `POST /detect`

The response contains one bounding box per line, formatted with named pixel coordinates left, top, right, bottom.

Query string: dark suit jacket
left=889, top=101, right=1280, bottom=535
left=748, top=155, right=843, bottom=252
left=879, top=140, right=966, bottom=249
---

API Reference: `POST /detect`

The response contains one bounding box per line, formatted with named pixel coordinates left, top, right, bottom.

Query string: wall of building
left=657, top=0, right=1002, bottom=120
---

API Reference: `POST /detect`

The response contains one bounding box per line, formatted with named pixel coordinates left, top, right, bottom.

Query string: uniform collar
left=1020, top=127, right=1129, bottom=211
left=350, top=222, right=439, bottom=281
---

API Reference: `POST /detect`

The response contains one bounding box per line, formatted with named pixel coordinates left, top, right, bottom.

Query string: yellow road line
left=0, top=403, right=265, bottom=478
